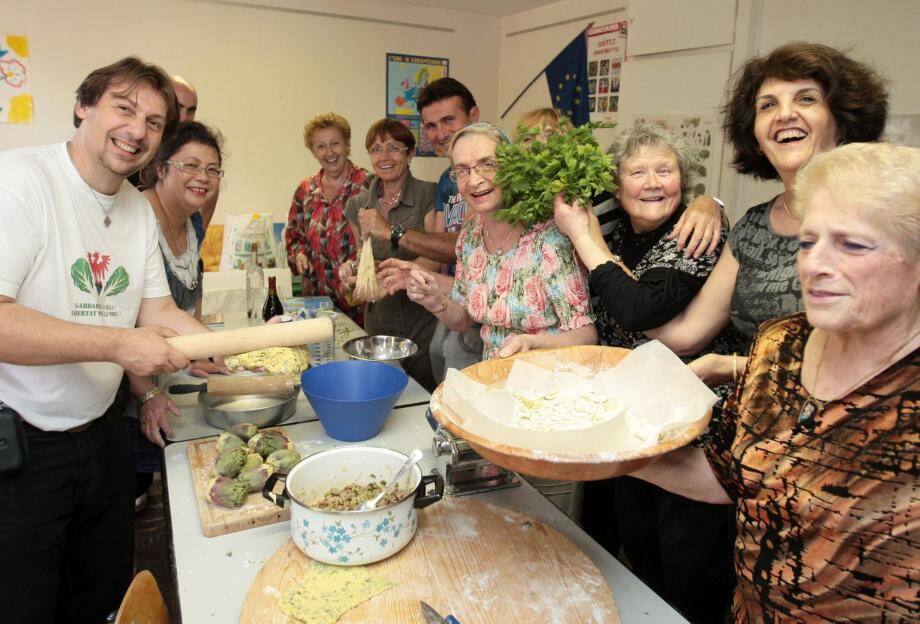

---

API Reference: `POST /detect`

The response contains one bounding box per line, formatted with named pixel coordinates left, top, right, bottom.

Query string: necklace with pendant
left=800, top=329, right=920, bottom=422
left=483, top=223, right=517, bottom=256
left=89, top=188, right=116, bottom=227
left=66, top=141, right=118, bottom=227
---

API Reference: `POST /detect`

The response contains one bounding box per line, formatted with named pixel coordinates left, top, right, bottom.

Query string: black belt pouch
left=0, top=403, right=28, bottom=476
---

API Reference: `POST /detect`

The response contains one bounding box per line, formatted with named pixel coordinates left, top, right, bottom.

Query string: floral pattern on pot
left=294, top=507, right=418, bottom=564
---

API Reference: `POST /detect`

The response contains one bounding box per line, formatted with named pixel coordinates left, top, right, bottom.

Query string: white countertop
left=164, top=373, right=430, bottom=443
left=163, top=404, right=688, bottom=623
left=163, top=310, right=431, bottom=442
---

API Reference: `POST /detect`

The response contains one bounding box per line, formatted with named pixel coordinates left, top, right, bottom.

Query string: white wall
left=496, top=0, right=920, bottom=223
left=4, top=0, right=919, bottom=225
left=0, top=0, right=500, bottom=224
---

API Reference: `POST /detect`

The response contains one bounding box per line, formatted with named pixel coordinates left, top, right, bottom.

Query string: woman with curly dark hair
left=648, top=42, right=889, bottom=385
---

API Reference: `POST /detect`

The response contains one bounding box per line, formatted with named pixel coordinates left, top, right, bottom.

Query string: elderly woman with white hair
left=555, top=121, right=742, bottom=623
left=629, top=142, right=919, bottom=622
left=406, top=122, right=596, bottom=360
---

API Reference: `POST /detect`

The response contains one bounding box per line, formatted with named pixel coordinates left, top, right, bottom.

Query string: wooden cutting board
left=240, top=496, right=620, bottom=623
left=187, top=428, right=290, bottom=537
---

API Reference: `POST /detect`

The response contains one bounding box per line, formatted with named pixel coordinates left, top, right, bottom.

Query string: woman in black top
left=555, top=122, right=741, bottom=624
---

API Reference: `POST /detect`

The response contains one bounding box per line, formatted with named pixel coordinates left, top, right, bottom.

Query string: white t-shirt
left=0, top=142, right=170, bottom=430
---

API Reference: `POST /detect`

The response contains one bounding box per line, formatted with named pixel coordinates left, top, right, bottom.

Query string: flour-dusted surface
left=187, top=427, right=291, bottom=537
left=240, top=496, right=620, bottom=623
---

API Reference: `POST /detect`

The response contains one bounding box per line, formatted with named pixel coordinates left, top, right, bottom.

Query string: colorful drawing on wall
left=0, top=34, right=33, bottom=124
left=587, top=22, right=627, bottom=123
left=635, top=115, right=721, bottom=199
left=386, top=53, right=448, bottom=157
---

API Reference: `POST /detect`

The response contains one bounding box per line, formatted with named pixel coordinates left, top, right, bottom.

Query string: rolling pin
left=167, top=317, right=333, bottom=361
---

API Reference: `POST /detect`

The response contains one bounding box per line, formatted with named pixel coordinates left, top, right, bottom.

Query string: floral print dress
left=284, top=162, right=369, bottom=323
left=451, top=216, right=593, bottom=359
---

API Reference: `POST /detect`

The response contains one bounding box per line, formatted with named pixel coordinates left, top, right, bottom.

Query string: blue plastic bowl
left=300, top=360, right=409, bottom=442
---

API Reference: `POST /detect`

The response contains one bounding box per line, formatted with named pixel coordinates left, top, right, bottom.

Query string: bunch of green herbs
left=495, top=121, right=616, bottom=225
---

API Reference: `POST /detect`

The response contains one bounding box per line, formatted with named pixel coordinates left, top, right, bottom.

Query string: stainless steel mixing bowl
left=199, top=389, right=298, bottom=429
left=341, top=335, right=418, bottom=364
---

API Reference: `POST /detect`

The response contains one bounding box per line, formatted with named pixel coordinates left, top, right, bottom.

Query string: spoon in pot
left=360, top=448, right=424, bottom=511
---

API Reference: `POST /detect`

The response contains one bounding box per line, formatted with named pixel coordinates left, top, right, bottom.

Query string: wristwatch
left=390, top=223, right=407, bottom=255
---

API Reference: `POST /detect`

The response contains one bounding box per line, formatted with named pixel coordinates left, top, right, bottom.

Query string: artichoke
left=215, top=432, right=245, bottom=453
left=206, top=476, right=248, bottom=508
left=242, top=451, right=264, bottom=471
left=212, top=447, right=249, bottom=478
left=248, top=430, right=293, bottom=458
left=265, top=449, right=301, bottom=474
left=226, top=422, right=258, bottom=442
left=236, top=463, right=272, bottom=493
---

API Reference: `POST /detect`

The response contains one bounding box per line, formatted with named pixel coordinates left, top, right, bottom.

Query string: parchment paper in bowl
left=442, top=341, right=717, bottom=457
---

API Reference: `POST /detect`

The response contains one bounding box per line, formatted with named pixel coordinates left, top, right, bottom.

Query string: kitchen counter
left=163, top=404, right=689, bottom=623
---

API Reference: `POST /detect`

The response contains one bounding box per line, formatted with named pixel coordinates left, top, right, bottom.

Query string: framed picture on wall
left=386, top=53, right=449, bottom=157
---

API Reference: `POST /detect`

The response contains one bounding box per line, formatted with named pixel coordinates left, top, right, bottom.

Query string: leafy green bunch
left=495, top=121, right=617, bottom=225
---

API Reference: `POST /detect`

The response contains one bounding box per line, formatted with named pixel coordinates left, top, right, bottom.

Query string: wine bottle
left=245, top=241, right=264, bottom=325
left=262, top=275, right=284, bottom=323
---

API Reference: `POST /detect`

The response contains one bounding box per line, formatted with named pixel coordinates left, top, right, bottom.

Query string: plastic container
left=300, top=361, right=408, bottom=441
left=308, top=309, right=338, bottom=365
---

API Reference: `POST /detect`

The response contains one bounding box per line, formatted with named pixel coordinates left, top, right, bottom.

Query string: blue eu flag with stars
left=545, top=30, right=590, bottom=127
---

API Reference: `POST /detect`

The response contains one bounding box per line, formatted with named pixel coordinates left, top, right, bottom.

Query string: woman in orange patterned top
left=631, top=142, right=919, bottom=623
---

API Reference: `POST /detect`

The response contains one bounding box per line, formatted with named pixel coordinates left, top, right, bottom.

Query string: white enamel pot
left=262, top=446, right=443, bottom=566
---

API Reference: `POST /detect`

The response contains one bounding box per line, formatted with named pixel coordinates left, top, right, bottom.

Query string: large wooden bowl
left=429, top=345, right=711, bottom=481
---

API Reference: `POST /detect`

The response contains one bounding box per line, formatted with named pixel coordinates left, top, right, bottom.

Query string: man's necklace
left=66, top=141, right=118, bottom=227
left=89, top=188, right=116, bottom=227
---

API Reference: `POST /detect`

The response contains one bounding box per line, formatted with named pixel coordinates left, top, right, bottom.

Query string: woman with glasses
left=406, top=122, right=596, bottom=360
left=343, top=118, right=440, bottom=390
left=127, top=122, right=227, bottom=506
left=554, top=122, right=742, bottom=623
left=284, top=112, right=370, bottom=324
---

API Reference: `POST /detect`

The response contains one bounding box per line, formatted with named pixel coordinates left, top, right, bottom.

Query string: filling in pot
left=310, top=481, right=409, bottom=511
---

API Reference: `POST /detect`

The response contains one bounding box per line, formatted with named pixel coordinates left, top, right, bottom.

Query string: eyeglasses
left=165, top=160, right=225, bottom=179
left=449, top=160, right=499, bottom=182
left=368, top=143, right=409, bottom=156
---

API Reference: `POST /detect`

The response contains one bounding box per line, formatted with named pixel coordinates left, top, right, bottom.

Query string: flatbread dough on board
left=279, top=561, right=396, bottom=623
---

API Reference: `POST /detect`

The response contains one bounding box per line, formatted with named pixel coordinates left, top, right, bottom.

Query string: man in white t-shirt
left=0, top=56, right=219, bottom=624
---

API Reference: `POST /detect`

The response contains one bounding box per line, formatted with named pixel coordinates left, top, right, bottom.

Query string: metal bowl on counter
left=342, top=335, right=418, bottom=364
left=200, top=389, right=298, bottom=429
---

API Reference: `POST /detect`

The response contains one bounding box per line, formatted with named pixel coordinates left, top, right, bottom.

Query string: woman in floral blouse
left=407, top=123, right=595, bottom=359
left=284, top=112, right=370, bottom=323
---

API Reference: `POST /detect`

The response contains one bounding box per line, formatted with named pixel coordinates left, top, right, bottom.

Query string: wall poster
left=635, top=115, right=721, bottom=199
left=386, top=53, right=449, bottom=156
left=1, top=33, right=32, bottom=124
left=587, top=22, right=626, bottom=124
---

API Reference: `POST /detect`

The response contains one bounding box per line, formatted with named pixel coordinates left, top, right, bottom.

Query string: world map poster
left=386, top=53, right=449, bottom=156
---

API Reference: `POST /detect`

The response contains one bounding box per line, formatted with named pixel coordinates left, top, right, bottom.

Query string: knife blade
left=419, top=600, right=461, bottom=624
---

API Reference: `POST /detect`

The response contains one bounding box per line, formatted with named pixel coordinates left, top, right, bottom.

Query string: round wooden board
left=241, top=496, right=620, bottom=623
left=429, top=345, right=711, bottom=481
